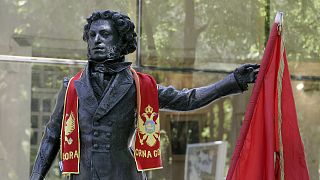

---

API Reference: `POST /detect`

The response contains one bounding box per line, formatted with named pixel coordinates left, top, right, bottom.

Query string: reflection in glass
left=29, top=63, right=82, bottom=179
left=171, top=120, right=200, bottom=155
left=31, top=115, right=38, bottom=128
left=43, top=99, right=52, bottom=112
left=30, top=131, right=38, bottom=145
left=0, top=0, right=319, bottom=179
left=140, top=0, right=265, bottom=69
left=31, top=98, right=39, bottom=112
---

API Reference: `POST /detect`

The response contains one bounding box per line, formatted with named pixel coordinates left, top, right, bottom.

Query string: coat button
left=106, top=132, right=112, bottom=138
left=93, top=131, right=99, bottom=137
left=93, top=144, right=99, bottom=149
left=107, top=121, right=113, bottom=126
left=105, top=144, right=111, bottom=150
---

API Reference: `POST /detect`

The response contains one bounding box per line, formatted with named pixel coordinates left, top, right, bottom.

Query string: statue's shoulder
left=62, top=68, right=85, bottom=88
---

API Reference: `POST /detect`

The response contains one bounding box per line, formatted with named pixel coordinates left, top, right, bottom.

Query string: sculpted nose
left=94, top=34, right=102, bottom=44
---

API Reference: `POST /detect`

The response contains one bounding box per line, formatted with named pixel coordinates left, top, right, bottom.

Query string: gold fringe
left=277, top=25, right=285, bottom=180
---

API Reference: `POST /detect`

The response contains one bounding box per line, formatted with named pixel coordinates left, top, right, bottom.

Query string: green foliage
left=141, top=0, right=267, bottom=68
left=4, top=0, right=319, bottom=63
left=271, top=0, right=320, bottom=61
left=141, top=0, right=319, bottom=69
left=4, top=0, right=135, bottom=59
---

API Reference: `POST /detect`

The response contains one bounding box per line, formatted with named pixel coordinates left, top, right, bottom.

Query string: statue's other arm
left=30, top=78, right=68, bottom=180
left=158, top=64, right=259, bottom=111
left=158, top=73, right=242, bottom=111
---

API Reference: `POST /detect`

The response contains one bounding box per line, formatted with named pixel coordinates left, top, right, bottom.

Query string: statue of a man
left=30, top=10, right=259, bottom=180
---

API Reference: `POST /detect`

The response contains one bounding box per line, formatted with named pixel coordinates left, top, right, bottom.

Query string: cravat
left=90, top=60, right=132, bottom=101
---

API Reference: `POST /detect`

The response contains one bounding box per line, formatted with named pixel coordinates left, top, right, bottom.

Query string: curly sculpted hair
left=83, top=10, right=137, bottom=56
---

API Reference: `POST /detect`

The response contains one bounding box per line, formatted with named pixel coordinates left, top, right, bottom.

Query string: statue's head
left=83, top=10, right=137, bottom=62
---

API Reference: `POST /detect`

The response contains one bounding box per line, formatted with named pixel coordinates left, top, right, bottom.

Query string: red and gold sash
left=60, top=68, right=162, bottom=174
left=60, top=70, right=83, bottom=174
left=130, top=68, right=163, bottom=171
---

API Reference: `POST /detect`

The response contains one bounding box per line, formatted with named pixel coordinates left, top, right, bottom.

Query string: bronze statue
left=30, top=10, right=259, bottom=180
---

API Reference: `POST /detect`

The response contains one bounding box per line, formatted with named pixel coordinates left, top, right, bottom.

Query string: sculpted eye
left=89, top=31, right=96, bottom=37
left=101, top=31, right=110, bottom=37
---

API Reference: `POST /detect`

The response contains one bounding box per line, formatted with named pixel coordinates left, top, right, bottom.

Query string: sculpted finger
left=253, top=64, right=260, bottom=68
left=247, top=67, right=254, bottom=73
left=249, top=64, right=260, bottom=69
left=242, top=63, right=260, bottom=69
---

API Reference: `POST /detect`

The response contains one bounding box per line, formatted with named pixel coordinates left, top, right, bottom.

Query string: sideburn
left=87, top=44, right=122, bottom=63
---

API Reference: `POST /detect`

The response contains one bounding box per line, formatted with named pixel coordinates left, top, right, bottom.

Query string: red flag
left=226, top=18, right=309, bottom=179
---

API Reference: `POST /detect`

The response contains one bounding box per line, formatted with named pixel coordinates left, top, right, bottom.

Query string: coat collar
left=74, top=64, right=98, bottom=117
left=74, top=63, right=133, bottom=120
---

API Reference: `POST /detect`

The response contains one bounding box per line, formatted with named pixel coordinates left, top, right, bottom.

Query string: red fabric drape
left=131, top=69, right=163, bottom=171
left=60, top=70, right=82, bottom=174
left=226, top=23, right=309, bottom=180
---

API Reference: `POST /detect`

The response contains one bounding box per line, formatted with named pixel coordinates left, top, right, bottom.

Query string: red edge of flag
left=226, top=23, right=280, bottom=180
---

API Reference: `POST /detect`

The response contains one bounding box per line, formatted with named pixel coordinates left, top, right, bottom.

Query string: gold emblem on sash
left=65, top=112, right=75, bottom=145
left=138, top=105, right=160, bottom=147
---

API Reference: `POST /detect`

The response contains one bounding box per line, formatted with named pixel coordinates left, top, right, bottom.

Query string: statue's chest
left=78, top=85, right=137, bottom=134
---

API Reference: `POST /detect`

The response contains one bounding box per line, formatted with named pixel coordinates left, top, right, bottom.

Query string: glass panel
left=0, top=60, right=32, bottom=179
left=30, top=131, right=38, bottom=145
left=0, top=59, right=83, bottom=179
left=0, top=0, right=137, bottom=64
left=140, top=1, right=320, bottom=177
left=140, top=0, right=265, bottom=69
left=144, top=69, right=251, bottom=179
left=271, top=0, right=320, bottom=62
left=269, top=2, right=320, bottom=179
left=269, top=1, right=320, bottom=83
left=292, top=80, right=320, bottom=180
left=43, top=99, right=51, bottom=112
left=144, top=69, right=320, bottom=179
left=31, top=115, right=38, bottom=128
left=31, top=98, right=39, bottom=112
left=0, top=56, right=319, bottom=179
left=171, top=120, right=200, bottom=155
left=0, top=0, right=319, bottom=179
left=32, top=72, right=41, bottom=88
left=30, top=63, right=81, bottom=179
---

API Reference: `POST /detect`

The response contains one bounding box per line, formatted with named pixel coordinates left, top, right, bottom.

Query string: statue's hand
left=233, top=63, right=260, bottom=91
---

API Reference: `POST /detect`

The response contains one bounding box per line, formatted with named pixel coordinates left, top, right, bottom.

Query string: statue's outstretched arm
left=158, top=64, right=259, bottom=111
left=30, top=78, right=69, bottom=180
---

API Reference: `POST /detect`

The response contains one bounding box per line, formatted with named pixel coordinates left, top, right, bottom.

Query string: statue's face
left=87, top=19, right=120, bottom=62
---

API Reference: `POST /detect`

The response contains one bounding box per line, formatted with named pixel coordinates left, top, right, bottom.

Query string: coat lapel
left=74, top=65, right=98, bottom=117
left=93, top=68, right=133, bottom=121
